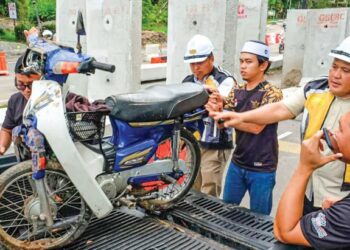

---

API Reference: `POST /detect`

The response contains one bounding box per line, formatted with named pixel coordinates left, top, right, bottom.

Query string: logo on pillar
left=238, top=4, right=247, bottom=19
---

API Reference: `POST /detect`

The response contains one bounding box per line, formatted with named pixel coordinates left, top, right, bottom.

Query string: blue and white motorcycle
left=0, top=15, right=207, bottom=249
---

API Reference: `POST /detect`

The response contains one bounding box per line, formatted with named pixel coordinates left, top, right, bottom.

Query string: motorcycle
left=0, top=13, right=207, bottom=249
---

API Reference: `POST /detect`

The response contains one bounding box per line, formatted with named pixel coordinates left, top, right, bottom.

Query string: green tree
left=28, top=0, right=55, bottom=23
left=17, top=0, right=29, bottom=21
left=142, top=0, right=167, bottom=32
left=268, top=0, right=348, bottom=18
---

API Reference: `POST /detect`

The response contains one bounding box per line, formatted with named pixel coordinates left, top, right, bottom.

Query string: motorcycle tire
left=0, top=160, right=92, bottom=249
left=140, top=128, right=200, bottom=211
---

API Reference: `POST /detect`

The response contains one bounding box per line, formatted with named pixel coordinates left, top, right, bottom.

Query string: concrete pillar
left=166, top=0, right=267, bottom=85
left=281, top=9, right=308, bottom=88
left=166, top=0, right=228, bottom=85
left=222, top=0, right=239, bottom=76
left=302, top=8, right=349, bottom=78
left=85, top=0, right=142, bottom=100
left=233, top=0, right=268, bottom=83
left=56, top=0, right=89, bottom=96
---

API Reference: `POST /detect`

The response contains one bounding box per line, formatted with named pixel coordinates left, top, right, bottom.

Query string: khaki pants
left=193, top=147, right=232, bottom=197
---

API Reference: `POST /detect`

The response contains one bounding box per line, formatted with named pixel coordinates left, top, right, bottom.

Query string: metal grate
left=62, top=210, right=231, bottom=250
left=66, top=111, right=107, bottom=142
left=166, top=191, right=276, bottom=250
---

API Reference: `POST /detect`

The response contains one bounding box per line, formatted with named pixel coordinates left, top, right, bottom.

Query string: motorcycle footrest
left=160, top=173, right=177, bottom=184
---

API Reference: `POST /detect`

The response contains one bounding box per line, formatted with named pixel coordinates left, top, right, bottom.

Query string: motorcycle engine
left=97, top=174, right=126, bottom=200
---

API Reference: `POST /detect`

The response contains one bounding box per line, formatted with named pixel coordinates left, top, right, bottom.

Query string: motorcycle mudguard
left=26, top=80, right=113, bottom=218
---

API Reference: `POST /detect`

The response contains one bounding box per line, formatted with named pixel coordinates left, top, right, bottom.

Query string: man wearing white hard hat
left=183, top=34, right=236, bottom=197
left=210, top=36, right=350, bottom=216
left=206, top=40, right=283, bottom=215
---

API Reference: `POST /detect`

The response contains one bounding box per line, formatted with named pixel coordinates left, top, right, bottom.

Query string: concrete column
left=233, top=0, right=268, bottom=83
left=346, top=9, right=350, bottom=36
left=302, top=8, right=349, bottom=78
left=166, top=0, right=228, bottom=85
left=222, top=0, right=239, bottom=76
left=85, top=0, right=142, bottom=100
left=56, top=0, right=89, bottom=96
left=282, top=9, right=308, bottom=88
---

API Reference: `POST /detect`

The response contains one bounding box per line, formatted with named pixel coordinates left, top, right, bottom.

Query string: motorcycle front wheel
left=0, top=160, right=91, bottom=249
left=140, top=128, right=200, bottom=211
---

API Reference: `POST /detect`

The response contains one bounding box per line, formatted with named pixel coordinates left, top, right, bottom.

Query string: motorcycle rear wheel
left=140, top=128, right=200, bottom=210
left=0, top=160, right=91, bottom=249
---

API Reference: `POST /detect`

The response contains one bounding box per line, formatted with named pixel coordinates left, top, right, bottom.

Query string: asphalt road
left=0, top=56, right=17, bottom=105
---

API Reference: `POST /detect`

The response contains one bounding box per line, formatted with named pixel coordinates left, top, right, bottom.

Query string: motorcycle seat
left=105, top=83, right=209, bottom=122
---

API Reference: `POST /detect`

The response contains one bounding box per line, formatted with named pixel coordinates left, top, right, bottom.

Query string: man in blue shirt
left=0, top=56, right=41, bottom=155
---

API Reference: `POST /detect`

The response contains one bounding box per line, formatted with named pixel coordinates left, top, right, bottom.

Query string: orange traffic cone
left=0, top=51, right=9, bottom=76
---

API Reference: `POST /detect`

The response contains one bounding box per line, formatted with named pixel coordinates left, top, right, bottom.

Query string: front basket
left=65, top=111, right=107, bottom=142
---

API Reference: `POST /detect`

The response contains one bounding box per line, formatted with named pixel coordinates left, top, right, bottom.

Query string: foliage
left=0, top=27, right=16, bottom=41
left=0, top=0, right=12, bottom=16
left=14, top=20, right=31, bottom=41
left=0, top=0, right=55, bottom=22
left=142, top=0, right=168, bottom=33
left=17, top=0, right=29, bottom=21
left=41, top=21, right=55, bottom=34
left=268, top=0, right=349, bottom=19
left=28, top=0, right=55, bottom=23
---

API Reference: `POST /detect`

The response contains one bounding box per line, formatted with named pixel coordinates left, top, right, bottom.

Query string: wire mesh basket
left=66, top=111, right=107, bottom=142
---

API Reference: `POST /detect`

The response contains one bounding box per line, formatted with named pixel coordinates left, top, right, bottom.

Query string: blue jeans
left=223, top=162, right=276, bottom=215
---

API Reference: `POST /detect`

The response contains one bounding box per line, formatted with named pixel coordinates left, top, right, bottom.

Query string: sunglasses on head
left=16, top=82, right=33, bottom=91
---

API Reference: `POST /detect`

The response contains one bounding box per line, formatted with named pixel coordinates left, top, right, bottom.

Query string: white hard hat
left=329, top=36, right=350, bottom=63
left=42, top=30, right=53, bottom=39
left=241, top=40, right=270, bottom=59
left=184, top=34, right=214, bottom=63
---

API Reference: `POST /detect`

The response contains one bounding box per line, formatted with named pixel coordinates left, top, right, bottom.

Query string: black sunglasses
left=16, top=82, right=33, bottom=91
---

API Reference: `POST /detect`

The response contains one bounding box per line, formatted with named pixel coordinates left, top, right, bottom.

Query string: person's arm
left=210, top=101, right=294, bottom=128
left=0, top=128, right=12, bottom=155
left=274, top=130, right=342, bottom=245
left=233, top=122, right=265, bottom=134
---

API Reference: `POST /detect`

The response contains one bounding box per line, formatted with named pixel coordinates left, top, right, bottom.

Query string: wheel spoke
left=142, top=131, right=199, bottom=209
left=0, top=199, right=25, bottom=217
left=0, top=163, right=91, bottom=249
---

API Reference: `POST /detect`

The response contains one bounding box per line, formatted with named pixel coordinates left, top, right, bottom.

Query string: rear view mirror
left=76, top=10, right=86, bottom=53
left=76, top=10, right=86, bottom=36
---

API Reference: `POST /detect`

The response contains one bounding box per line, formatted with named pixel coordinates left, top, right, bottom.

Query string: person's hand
left=299, top=130, right=342, bottom=171
left=322, top=197, right=341, bottom=209
left=0, top=146, right=5, bottom=156
left=205, top=91, right=223, bottom=113
left=210, top=111, right=243, bottom=128
left=24, top=27, right=39, bottom=45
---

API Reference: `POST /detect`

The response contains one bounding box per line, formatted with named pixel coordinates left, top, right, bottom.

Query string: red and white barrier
left=265, top=33, right=282, bottom=45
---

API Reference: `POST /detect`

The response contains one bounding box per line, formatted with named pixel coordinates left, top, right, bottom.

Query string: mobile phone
left=323, top=128, right=334, bottom=151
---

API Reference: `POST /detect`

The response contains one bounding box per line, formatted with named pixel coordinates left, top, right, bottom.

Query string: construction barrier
left=150, top=56, right=167, bottom=64
left=0, top=51, right=9, bottom=76
left=265, top=33, right=282, bottom=45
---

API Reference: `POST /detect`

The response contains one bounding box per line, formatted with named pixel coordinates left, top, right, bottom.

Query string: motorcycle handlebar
left=91, top=61, right=116, bottom=73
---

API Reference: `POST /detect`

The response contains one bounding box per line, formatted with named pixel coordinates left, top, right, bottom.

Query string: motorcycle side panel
left=28, top=80, right=113, bottom=218
left=110, top=119, right=173, bottom=148
left=114, top=139, right=157, bottom=171
left=110, top=118, right=174, bottom=168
